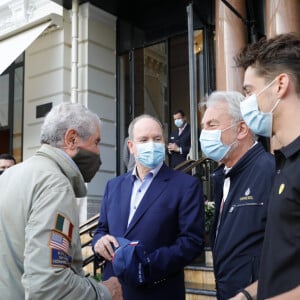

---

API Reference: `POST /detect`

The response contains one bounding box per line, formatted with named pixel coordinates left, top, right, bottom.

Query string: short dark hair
left=0, top=153, right=16, bottom=164
left=173, top=110, right=185, bottom=117
left=234, top=33, right=300, bottom=93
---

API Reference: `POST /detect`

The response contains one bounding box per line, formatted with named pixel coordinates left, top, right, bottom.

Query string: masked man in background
left=167, top=110, right=191, bottom=168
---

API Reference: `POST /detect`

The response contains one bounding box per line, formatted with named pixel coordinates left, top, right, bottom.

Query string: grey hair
left=128, top=114, right=163, bottom=140
left=206, top=91, right=245, bottom=123
left=40, top=103, right=101, bottom=147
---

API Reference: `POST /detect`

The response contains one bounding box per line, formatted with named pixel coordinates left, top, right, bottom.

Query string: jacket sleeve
left=179, top=128, right=191, bottom=157
left=22, top=175, right=111, bottom=300
left=92, top=183, right=110, bottom=251
left=147, top=177, right=205, bottom=282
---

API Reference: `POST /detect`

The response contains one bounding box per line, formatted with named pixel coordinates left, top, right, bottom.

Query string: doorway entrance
left=118, top=29, right=209, bottom=173
left=0, top=53, right=24, bottom=162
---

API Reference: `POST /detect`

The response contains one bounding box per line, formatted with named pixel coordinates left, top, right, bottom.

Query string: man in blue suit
left=93, top=114, right=204, bottom=300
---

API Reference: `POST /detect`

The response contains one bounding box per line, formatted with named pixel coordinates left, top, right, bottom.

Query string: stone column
left=266, top=0, right=300, bottom=153
left=215, top=0, right=247, bottom=91
left=265, top=0, right=300, bottom=37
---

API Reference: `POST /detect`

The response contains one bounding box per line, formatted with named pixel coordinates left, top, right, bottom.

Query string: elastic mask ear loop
left=256, top=76, right=278, bottom=97
left=221, top=123, right=236, bottom=133
left=257, top=77, right=278, bottom=97
left=270, top=98, right=281, bottom=113
left=256, top=77, right=280, bottom=114
left=221, top=122, right=238, bottom=149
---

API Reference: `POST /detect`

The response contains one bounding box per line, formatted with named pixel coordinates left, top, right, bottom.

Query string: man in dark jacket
left=0, top=153, right=16, bottom=175
left=199, top=91, right=275, bottom=300
left=167, top=110, right=191, bottom=168
left=231, top=33, right=300, bottom=300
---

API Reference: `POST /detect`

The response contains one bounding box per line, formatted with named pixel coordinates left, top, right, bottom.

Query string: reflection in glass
left=13, top=66, right=23, bottom=162
left=0, top=74, right=9, bottom=127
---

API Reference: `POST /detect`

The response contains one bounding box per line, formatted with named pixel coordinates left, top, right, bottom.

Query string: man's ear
left=236, top=121, right=249, bottom=140
left=64, top=128, right=78, bottom=150
left=276, top=73, right=290, bottom=99
left=127, top=139, right=135, bottom=154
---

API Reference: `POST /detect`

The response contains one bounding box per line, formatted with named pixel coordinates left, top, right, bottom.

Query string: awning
left=0, top=20, right=52, bottom=75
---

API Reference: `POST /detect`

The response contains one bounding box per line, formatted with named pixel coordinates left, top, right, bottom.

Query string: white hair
left=40, top=103, right=101, bottom=147
left=206, top=91, right=245, bottom=123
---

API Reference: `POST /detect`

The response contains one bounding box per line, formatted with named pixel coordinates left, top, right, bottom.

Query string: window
left=0, top=53, right=24, bottom=162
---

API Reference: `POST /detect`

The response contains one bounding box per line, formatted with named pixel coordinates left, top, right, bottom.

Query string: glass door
left=0, top=53, right=24, bottom=162
left=118, top=41, right=169, bottom=173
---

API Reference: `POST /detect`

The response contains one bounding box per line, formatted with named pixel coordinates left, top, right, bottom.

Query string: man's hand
left=167, top=143, right=179, bottom=152
left=229, top=292, right=247, bottom=300
left=94, top=234, right=119, bottom=261
left=229, top=281, right=258, bottom=300
left=102, top=277, right=123, bottom=300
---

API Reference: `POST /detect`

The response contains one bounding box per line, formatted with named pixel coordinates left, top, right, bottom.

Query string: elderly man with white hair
left=200, top=91, right=275, bottom=300
left=0, top=103, right=122, bottom=300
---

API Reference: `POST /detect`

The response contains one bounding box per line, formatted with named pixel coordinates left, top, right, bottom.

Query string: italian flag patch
left=54, top=213, right=74, bottom=240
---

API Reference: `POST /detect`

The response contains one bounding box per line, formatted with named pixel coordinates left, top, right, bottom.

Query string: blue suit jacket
left=92, top=163, right=204, bottom=300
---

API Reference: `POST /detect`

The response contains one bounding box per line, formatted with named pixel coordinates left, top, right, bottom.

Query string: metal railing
left=174, top=157, right=217, bottom=201
left=80, top=213, right=100, bottom=276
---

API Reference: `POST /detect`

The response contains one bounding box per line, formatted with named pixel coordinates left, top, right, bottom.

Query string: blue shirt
left=127, top=162, right=163, bottom=225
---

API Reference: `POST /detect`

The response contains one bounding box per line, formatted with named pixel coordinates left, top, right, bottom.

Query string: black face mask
left=72, top=148, right=102, bottom=182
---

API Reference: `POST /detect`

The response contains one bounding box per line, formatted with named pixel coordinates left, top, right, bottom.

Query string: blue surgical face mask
left=199, top=125, right=236, bottom=162
left=240, top=78, right=280, bottom=137
left=174, top=119, right=184, bottom=128
left=136, top=142, right=165, bottom=169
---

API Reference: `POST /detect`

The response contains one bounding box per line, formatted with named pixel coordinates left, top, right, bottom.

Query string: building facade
left=0, top=0, right=299, bottom=221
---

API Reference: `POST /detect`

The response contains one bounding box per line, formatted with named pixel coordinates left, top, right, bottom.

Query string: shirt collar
left=223, top=166, right=231, bottom=175
left=54, top=147, right=80, bottom=171
left=131, top=161, right=163, bottom=182
left=180, top=122, right=187, bottom=131
left=275, top=136, right=300, bottom=159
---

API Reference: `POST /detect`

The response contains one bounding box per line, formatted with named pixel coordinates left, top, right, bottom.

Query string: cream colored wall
left=78, top=3, right=117, bottom=219
left=23, top=3, right=117, bottom=220
left=23, top=13, right=71, bottom=159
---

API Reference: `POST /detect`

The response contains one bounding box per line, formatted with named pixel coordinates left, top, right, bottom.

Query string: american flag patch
left=54, top=213, right=74, bottom=240
left=49, top=231, right=70, bottom=254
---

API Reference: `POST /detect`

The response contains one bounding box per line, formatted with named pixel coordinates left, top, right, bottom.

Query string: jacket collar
left=36, top=144, right=87, bottom=197
left=213, top=142, right=265, bottom=179
left=124, top=163, right=171, bottom=235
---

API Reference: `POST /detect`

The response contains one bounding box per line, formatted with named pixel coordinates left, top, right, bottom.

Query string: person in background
left=0, top=103, right=122, bottom=300
left=167, top=109, right=191, bottom=168
left=200, top=91, right=275, bottom=300
left=230, top=33, right=300, bottom=300
left=123, top=136, right=135, bottom=172
left=0, top=153, right=16, bottom=175
left=92, top=114, right=204, bottom=300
